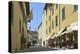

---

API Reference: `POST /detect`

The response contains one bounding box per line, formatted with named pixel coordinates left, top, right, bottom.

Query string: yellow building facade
left=42, top=3, right=78, bottom=48
left=9, top=1, right=32, bottom=52
left=38, top=23, right=43, bottom=46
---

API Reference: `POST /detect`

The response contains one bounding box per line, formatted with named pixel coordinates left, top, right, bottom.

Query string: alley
left=9, top=1, right=78, bottom=53
left=16, top=47, right=58, bottom=52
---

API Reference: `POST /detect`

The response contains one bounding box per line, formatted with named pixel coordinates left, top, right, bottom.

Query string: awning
left=51, top=34, right=57, bottom=39
left=67, top=21, right=78, bottom=30
left=57, top=21, right=78, bottom=37
left=47, top=21, right=78, bottom=40
left=47, top=35, right=51, bottom=40
left=56, top=32, right=66, bottom=37
left=50, top=28, right=66, bottom=39
left=66, top=21, right=78, bottom=33
left=69, top=25, right=78, bottom=30
left=58, top=28, right=66, bottom=34
left=55, top=28, right=66, bottom=37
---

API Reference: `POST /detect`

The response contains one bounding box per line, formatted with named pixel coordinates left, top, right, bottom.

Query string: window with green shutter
left=62, top=8, right=65, bottom=21
left=55, top=16, right=58, bottom=27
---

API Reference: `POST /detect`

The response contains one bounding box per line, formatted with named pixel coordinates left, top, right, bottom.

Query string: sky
left=28, top=2, right=45, bottom=31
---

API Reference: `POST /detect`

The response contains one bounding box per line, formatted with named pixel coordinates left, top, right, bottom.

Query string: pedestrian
left=27, top=42, right=31, bottom=48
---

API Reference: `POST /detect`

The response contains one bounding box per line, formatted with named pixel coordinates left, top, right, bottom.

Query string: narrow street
left=9, top=1, right=78, bottom=53
left=17, top=46, right=58, bottom=52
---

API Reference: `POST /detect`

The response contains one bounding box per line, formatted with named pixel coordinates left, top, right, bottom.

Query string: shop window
left=73, top=30, right=78, bottom=42
left=66, top=36, right=69, bottom=41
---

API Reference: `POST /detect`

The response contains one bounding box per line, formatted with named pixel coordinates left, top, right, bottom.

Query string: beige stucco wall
left=42, top=4, right=78, bottom=45
left=41, top=11, right=47, bottom=46
left=38, top=23, right=43, bottom=46
left=60, top=4, right=78, bottom=29
left=11, top=2, right=23, bottom=52
left=51, top=4, right=60, bottom=34
left=11, top=1, right=29, bottom=52
left=23, top=22, right=27, bottom=38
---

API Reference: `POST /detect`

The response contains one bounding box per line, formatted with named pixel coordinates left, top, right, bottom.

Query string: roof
left=27, top=30, right=38, bottom=34
left=44, top=3, right=53, bottom=10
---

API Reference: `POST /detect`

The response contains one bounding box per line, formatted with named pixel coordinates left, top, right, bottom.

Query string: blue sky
left=28, top=2, right=45, bottom=31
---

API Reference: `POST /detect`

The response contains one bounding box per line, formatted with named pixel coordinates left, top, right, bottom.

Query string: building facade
left=9, top=1, right=32, bottom=52
left=41, top=3, right=78, bottom=49
left=38, top=23, right=43, bottom=46
left=27, top=30, right=38, bottom=46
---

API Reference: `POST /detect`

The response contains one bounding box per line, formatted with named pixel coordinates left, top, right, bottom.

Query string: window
left=74, top=5, right=78, bottom=12
left=55, top=16, right=58, bottom=27
left=52, top=7, right=54, bottom=15
left=52, top=5, right=54, bottom=15
left=49, top=16, right=51, bottom=21
left=46, top=21, right=47, bottom=25
left=62, top=8, right=65, bottom=20
left=56, top=4, right=58, bottom=9
left=52, top=20, right=54, bottom=29
left=46, top=11, right=47, bottom=15
left=49, top=26, right=51, bottom=33
left=50, top=6, right=52, bottom=15
left=50, top=6, right=52, bottom=11
left=46, top=29, right=47, bottom=34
